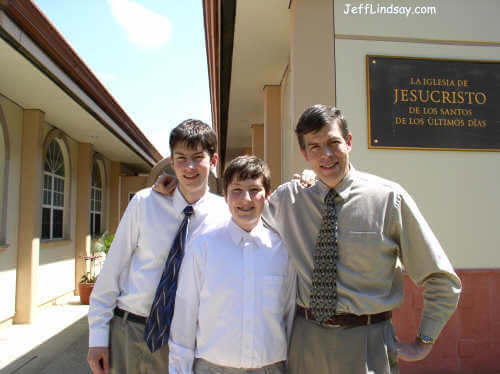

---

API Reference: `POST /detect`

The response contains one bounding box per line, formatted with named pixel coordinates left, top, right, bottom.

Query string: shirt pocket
left=261, top=275, right=285, bottom=314
left=339, top=231, right=383, bottom=274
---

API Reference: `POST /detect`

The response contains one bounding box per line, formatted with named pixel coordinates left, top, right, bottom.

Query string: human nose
left=321, top=145, right=333, bottom=157
left=241, top=190, right=252, bottom=201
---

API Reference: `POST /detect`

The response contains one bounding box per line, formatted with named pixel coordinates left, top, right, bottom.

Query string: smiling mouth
left=237, top=206, right=255, bottom=212
left=320, top=161, right=338, bottom=169
left=183, top=173, right=199, bottom=180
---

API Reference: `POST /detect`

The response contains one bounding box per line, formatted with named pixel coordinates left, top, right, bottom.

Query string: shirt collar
left=172, top=186, right=210, bottom=217
left=227, top=219, right=271, bottom=248
left=315, top=164, right=355, bottom=202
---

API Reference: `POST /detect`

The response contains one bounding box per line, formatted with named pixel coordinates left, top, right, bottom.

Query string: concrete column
left=108, top=161, right=120, bottom=233
left=15, top=109, right=44, bottom=324
left=250, top=123, right=264, bottom=160
left=289, top=0, right=336, bottom=173
left=74, top=142, right=93, bottom=293
left=263, top=85, right=282, bottom=189
left=120, top=176, right=148, bottom=217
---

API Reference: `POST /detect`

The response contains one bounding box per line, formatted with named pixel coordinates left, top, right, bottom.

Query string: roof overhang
left=203, top=0, right=289, bottom=172
left=0, top=0, right=162, bottom=172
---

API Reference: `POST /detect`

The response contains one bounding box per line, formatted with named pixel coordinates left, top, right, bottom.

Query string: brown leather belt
left=296, top=305, right=392, bottom=327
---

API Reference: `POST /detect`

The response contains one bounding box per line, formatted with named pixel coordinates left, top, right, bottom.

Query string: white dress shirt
left=88, top=187, right=230, bottom=347
left=169, top=219, right=297, bottom=374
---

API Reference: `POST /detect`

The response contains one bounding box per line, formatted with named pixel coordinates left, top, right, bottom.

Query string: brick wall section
left=394, top=270, right=500, bottom=373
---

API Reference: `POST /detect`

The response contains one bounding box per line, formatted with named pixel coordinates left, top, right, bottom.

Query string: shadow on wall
left=39, top=244, right=77, bottom=266
left=0, top=248, right=16, bottom=272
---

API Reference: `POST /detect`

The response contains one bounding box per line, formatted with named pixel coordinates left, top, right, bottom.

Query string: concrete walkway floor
left=0, top=295, right=91, bottom=374
left=0, top=297, right=496, bottom=374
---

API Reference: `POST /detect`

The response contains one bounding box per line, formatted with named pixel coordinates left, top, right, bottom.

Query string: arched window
left=90, top=161, right=103, bottom=237
left=41, top=140, right=65, bottom=240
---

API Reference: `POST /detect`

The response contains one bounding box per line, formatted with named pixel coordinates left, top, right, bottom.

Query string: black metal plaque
left=367, top=56, right=500, bottom=151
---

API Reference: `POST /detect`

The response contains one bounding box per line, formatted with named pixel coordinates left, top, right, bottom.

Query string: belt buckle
left=121, top=310, right=130, bottom=325
left=320, top=321, right=341, bottom=328
left=320, top=314, right=341, bottom=328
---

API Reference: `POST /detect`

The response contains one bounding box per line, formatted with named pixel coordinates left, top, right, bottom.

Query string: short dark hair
left=295, top=105, right=350, bottom=149
left=223, top=155, right=271, bottom=196
left=169, top=119, right=217, bottom=157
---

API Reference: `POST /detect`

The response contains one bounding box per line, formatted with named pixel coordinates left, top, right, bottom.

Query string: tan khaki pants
left=194, top=358, right=286, bottom=374
left=288, top=315, right=399, bottom=374
left=109, top=314, right=169, bottom=374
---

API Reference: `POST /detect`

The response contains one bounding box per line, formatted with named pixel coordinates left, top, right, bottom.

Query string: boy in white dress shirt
left=87, top=120, right=229, bottom=374
left=169, top=156, right=296, bottom=374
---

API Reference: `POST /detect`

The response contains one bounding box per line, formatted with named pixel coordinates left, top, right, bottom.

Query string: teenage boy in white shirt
left=87, top=119, right=230, bottom=374
left=169, top=155, right=296, bottom=374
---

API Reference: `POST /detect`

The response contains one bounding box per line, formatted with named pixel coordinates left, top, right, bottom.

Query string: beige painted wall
left=0, top=96, right=22, bottom=322
left=37, top=124, right=79, bottom=304
left=334, top=0, right=500, bottom=43
left=280, top=67, right=292, bottom=182
left=331, top=0, right=500, bottom=268
left=334, top=39, right=500, bottom=269
left=250, top=123, right=265, bottom=160
left=288, top=0, right=335, bottom=176
left=0, top=94, right=116, bottom=319
left=108, top=161, right=121, bottom=233
left=102, top=158, right=112, bottom=233
left=0, top=111, right=5, bottom=242
left=28, top=127, right=117, bottom=305
left=251, top=124, right=264, bottom=160
left=120, top=175, right=148, bottom=217
left=263, top=85, right=282, bottom=190
left=278, top=0, right=500, bottom=270
left=38, top=247, right=74, bottom=304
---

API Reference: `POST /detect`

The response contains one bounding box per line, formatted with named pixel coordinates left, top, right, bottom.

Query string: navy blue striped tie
left=144, top=205, right=193, bottom=352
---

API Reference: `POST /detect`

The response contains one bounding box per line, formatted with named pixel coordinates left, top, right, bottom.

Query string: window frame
left=40, top=130, right=70, bottom=242
left=41, top=140, right=65, bottom=240
left=90, top=160, right=103, bottom=237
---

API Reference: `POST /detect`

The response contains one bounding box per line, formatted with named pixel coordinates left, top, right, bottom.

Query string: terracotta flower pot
left=79, top=282, right=95, bottom=305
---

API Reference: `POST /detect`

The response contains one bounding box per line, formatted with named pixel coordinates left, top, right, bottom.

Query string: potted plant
left=79, top=231, right=114, bottom=304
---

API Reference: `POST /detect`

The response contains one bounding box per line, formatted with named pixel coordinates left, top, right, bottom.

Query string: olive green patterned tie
left=310, top=189, right=338, bottom=323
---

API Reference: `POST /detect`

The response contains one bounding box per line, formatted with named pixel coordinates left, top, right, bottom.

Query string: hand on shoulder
left=292, top=169, right=316, bottom=188
left=152, top=172, right=178, bottom=196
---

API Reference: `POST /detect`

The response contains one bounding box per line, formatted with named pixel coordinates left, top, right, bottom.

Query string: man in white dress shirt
left=168, top=156, right=296, bottom=374
left=87, top=119, right=230, bottom=374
